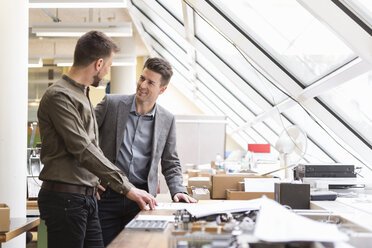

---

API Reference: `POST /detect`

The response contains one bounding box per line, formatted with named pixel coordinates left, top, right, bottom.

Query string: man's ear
left=95, top=58, right=104, bottom=71
left=159, top=85, right=167, bottom=95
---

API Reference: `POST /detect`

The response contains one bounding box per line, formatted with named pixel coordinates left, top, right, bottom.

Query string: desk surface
left=108, top=196, right=372, bottom=248
left=108, top=209, right=173, bottom=248
left=0, top=217, right=40, bottom=243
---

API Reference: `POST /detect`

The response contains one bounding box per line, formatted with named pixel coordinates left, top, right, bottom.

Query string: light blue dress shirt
left=116, top=96, right=156, bottom=186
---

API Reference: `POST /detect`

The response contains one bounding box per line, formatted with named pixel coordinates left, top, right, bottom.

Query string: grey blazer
left=95, top=94, right=186, bottom=197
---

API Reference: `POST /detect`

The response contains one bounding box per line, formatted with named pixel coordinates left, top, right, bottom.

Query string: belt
left=41, top=181, right=97, bottom=196
left=105, top=183, right=147, bottom=197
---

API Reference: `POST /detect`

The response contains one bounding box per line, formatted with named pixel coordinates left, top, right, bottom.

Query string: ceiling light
left=30, top=22, right=132, bottom=37
left=28, top=57, right=43, bottom=68
left=54, top=57, right=73, bottom=67
left=28, top=0, right=127, bottom=8
left=54, top=55, right=136, bottom=67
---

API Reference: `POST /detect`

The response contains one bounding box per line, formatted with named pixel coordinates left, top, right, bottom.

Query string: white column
left=0, top=0, right=28, bottom=247
left=110, top=37, right=137, bottom=94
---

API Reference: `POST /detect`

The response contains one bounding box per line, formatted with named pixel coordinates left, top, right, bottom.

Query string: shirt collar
left=63, top=74, right=86, bottom=93
left=130, top=96, right=156, bottom=118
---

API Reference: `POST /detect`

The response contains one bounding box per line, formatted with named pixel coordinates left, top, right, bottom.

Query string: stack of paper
left=185, top=200, right=261, bottom=218
left=254, top=198, right=349, bottom=243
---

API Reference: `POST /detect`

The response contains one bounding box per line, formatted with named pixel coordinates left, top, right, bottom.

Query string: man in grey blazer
left=95, top=57, right=196, bottom=245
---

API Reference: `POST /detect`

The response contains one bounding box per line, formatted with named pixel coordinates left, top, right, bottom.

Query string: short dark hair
left=73, top=30, right=120, bottom=67
left=143, top=57, right=173, bottom=86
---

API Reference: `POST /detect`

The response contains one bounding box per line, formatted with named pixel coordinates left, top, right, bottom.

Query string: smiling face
left=136, top=68, right=167, bottom=106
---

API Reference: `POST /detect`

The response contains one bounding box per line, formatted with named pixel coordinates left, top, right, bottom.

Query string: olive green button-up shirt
left=37, top=74, right=134, bottom=195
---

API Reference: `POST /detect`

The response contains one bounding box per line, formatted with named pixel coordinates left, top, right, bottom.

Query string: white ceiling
left=29, top=7, right=149, bottom=59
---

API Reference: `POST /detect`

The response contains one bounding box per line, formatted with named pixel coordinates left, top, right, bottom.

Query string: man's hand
left=126, top=187, right=158, bottom=210
left=96, top=184, right=106, bottom=200
left=173, top=193, right=197, bottom=203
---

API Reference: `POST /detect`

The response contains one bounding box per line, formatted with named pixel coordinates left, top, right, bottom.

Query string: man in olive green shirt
left=37, top=31, right=157, bottom=248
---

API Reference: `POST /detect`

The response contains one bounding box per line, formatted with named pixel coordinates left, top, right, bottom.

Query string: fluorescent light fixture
left=28, top=0, right=127, bottom=8
left=54, top=57, right=73, bottom=67
left=55, top=55, right=136, bottom=67
left=112, top=55, right=136, bottom=66
left=31, top=22, right=132, bottom=37
left=28, top=57, right=43, bottom=68
left=28, top=100, right=40, bottom=107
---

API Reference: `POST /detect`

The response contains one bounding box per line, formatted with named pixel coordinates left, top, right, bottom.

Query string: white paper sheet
left=184, top=200, right=261, bottom=218
left=155, top=202, right=191, bottom=210
left=136, top=215, right=175, bottom=222
left=254, top=198, right=349, bottom=242
left=244, top=178, right=280, bottom=192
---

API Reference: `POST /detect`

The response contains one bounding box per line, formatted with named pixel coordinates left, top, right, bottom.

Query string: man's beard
left=92, top=71, right=101, bottom=88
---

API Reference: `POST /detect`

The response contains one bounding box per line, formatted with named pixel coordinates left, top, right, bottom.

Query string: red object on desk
left=248, top=144, right=270, bottom=153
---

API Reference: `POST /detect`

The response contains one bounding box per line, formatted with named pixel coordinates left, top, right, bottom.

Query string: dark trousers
left=38, top=188, right=104, bottom=248
left=97, top=187, right=144, bottom=246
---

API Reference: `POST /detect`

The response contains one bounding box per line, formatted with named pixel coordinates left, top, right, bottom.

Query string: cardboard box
left=187, top=169, right=200, bottom=178
left=238, top=182, right=245, bottom=191
left=226, top=190, right=274, bottom=200
left=192, top=188, right=211, bottom=200
left=0, top=203, right=10, bottom=232
left=188, top=177, right=211, bottom=190
left=212, top=174, right=273, bottom=199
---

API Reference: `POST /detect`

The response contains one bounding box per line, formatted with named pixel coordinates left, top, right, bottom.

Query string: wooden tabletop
left=0, top=217, right=40, bottom=242
left=108, top=209, right=174, bottom=248
left=107, top=199, right=227, bottom=248
left=27, top=200, right=38, bottom=210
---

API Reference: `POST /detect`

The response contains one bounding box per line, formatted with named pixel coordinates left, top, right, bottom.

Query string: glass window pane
left=342, top=0, right=372, bottom=28
left=213, top=0, right=356, bottom=85
left=319, top=70, right=372, bottom=144
left=196, top=52, right=263, bottom=115
left=253, top=122, right=278, bottom=145
left=196, top=59, right=280, bottom=144
left=264, top=118, right=283, bottom=135
left=196, top=78, right=267, bottom=143
left=132, top=0, right=188, bottom=50
left=197, top=79, right=243, bottom=125
left=142, top=23, right=187, bottom=61
left=229, top=131, right=251, bottom=149
left=156, top=0, right=184, bottom=24
left=196, top=65, right=257, bottom=121
left=195, top=14, right=287, bottom=105
left=283, top=104, right=364, bottom=166
left=230, top=127, right=256, bottom=146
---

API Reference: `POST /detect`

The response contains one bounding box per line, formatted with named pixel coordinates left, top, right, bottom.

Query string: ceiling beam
left=28, top=0, right=128, bottom=8
left=298, top=0, right=372, bottom=65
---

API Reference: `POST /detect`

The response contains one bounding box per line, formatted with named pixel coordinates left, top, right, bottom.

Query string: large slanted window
left=319, top=70, right=372, bottom=145
left=213, top=0, right=357, bottom=85
left=194, top=13, right=287, bottom=105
